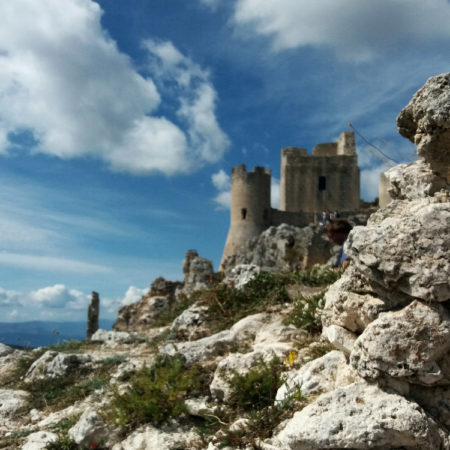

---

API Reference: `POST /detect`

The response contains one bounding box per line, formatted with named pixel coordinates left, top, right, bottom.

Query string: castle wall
left=280, top=131, right=359, bottom=213
left=270, top=209, right=315, bottom=228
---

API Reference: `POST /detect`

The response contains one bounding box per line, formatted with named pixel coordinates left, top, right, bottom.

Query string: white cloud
left=212, top=169, right=231, bottom=191
left=144, top=39, right=230, bottom=169
left=271, top=177, right=280, bottom=209
left=360, top=165, right=386, bottom=201
left=233, top=0, right=450, bottom=61
left=0, top=252, right=111, bottom=274
left=0, top=284, right=146, bottom=321
left=0, top=0, right=229, bottom=175
left=212, top=169, right=231, bottom=208
left=120, top=286, right=149, bottom=306
left=28, top=284, right=89, bottom=309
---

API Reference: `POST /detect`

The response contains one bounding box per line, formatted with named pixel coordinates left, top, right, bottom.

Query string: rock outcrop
left=113, top=250, right=213, bottom=331
left=272, top=73, right=450, bottom=449
left=221, top=215, right=372, bottom=275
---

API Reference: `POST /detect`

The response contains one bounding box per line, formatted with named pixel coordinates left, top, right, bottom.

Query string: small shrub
left=26, top=374, right=108, bottom=410
left=228, top=357, right=284, bottom=412
left=44, top=435, right=79, bottom=450
left=290, top=265, right=343, bottom=286
left=105, top=354, right=209, bottom=430
left=283, top=292, right=326, bottom=333
left=192, top=271, right=290, bottom=333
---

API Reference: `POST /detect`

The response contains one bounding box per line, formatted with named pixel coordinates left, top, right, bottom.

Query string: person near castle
left=326, top=219, right=353, bottom=268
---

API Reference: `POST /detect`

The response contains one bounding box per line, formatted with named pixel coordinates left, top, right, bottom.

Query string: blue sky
left=1, top=0, right=449, bottom=323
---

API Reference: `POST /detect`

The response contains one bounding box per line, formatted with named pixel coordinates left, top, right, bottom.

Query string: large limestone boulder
left=68, top=408, right=111, bottom=448
left=276, top=381, right=445, bottom=450
left=397, top=72, right=450, bottom=181
left=321, top=266, right=407, bottom=334
left=25, top=351, right=92, bottom=381
left=111, top=424, right=200, bottom=450
left=21, top=431, right=58, bottom=450
left=0, top=389, right=29, bottom=418
left=169, top=303, right=210, bottom=341
left=275, top=351, right=361, bottom=403
left=383, top=159, right=447, bottom=201
left=347, top=199, right=450, bottom=302
left=160, top=330, right=234, bottom=364
left=182, top=249, right=214, bottom=295
left=350, top=301, right=450, bottom=386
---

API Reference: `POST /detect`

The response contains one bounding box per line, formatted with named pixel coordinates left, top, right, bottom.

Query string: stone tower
left=221, top=165, right=271, bottom=264
left=280, top=131, right=359, bottom=213
left=220, top=131, right=361, bottom=267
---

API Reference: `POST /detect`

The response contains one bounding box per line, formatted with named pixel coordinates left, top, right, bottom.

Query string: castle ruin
left=221, top=131, right=360, bottom=266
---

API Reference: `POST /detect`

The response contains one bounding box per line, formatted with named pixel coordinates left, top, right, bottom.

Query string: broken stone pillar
left=86, top=291, right=99, bottom=340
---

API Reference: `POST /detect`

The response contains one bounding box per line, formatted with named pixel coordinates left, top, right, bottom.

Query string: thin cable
left=348, top=122, right=399, bottom=167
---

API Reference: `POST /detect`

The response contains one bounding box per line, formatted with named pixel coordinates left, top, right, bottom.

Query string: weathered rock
left=91, top=329, right=132, bottom=346
left=275, top=351, right=361, bottom=403
left=182, top=249, right=214, bottom=295
left=224, top=263, right=261, bottom=290
left=160, top=330, right=234, bottom=364
left=0, top=389, right=29, bottom=418
left=185, top=397, right=218, bottom=417
left=68, top=408, right=110, bottom=447
left=113, top=277, right=181, bottom=332
left=210, top=350, right=278, bottom=403
left=384, top=159, right=447, bottom=201
left=169, top=303, right=210, bottom=341
left=276, top=381, right=445, bottom=450
left=21, top=431, right=58, bottom=450
left=0, top=343, right=14, bottom=357
left=347, top=199, right=450, bottom=302
left=86, top=291, right=100, bottom=340
left=322, top=325, right=357, bottom=354
left=111, top=424, right=200, bottom=450
left=321, top=266, right=405, bottom=334
left=350, top=300, right=450, bottom=386
left=25, top=351, right=92, bottom=381
left=397, top=72, right=450, bottom=181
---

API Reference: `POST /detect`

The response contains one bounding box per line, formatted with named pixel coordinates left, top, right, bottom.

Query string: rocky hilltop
left=0, top=73, right=448, bottom=449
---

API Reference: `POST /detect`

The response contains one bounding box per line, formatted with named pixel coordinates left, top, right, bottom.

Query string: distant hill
left=0, top=320, right=114, bottom=348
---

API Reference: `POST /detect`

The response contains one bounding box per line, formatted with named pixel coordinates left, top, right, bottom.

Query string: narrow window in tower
left=263, top=209, right=268, bottom=220
left=318, top=176, right=326, bottom=191
left=241, top=208, right=247, bottom=220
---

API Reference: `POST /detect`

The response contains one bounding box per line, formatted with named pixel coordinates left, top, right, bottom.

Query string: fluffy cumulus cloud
left=0, top=283, right=148, bottom=322
left=144, top=39, right=230, bottom=166
left=232, top=0, right=450, bottom=61
left=120, top=286, right=149, bottom=306
left=0, top=0, right=229, bottom=175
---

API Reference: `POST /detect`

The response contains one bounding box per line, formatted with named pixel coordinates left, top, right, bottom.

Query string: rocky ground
left=0, top=73, right=448, bottom=449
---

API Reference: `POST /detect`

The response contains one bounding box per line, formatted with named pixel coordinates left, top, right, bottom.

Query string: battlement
left=232, top=164, right=271, bottom=179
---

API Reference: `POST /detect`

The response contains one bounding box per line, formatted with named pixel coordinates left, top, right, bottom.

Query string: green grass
left=283, top=292, right=326, bottom=333
left=105, top=354, right=212, bottom=430
left=228, top=356, right=284, bottom=412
